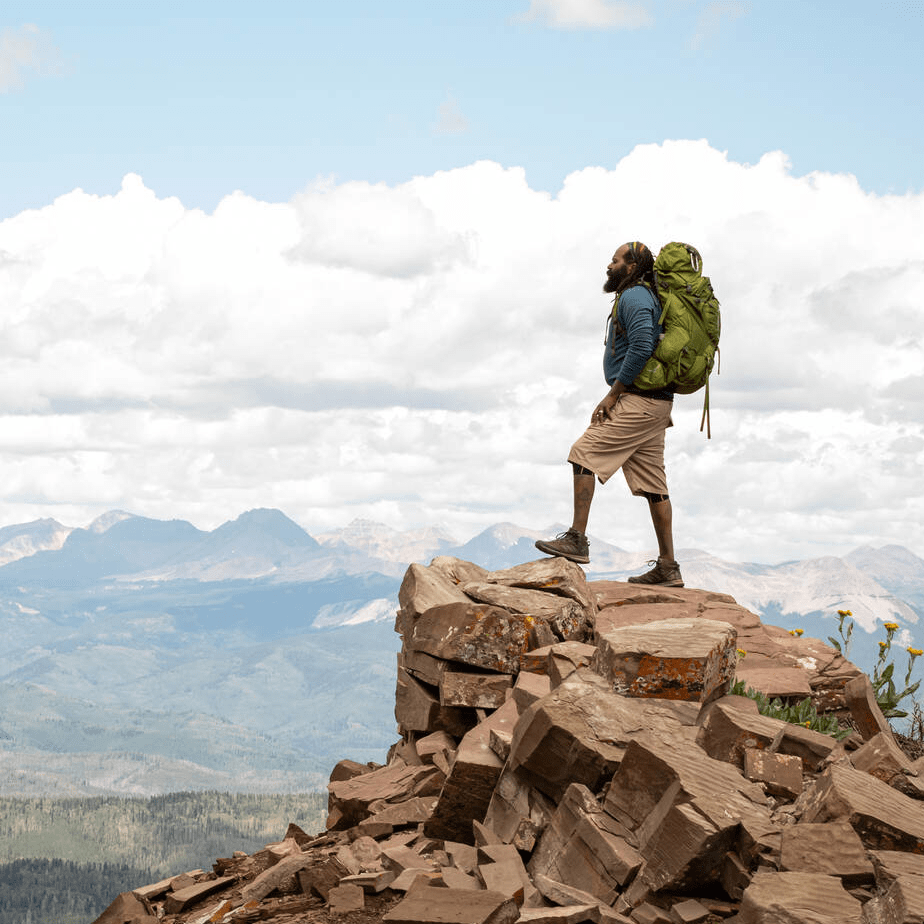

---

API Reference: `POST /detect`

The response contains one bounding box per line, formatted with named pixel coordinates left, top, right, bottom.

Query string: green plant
left=730, top=679, right=851, bottom=740
left=827, top=608, right=855, bottom=658
left=828, top=609, right=922, bottom=720
left=870, top=622, right=921, bottom=720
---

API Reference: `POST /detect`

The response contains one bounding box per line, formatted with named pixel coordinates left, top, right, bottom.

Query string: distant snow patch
left=311, top=597, right=395, bottom=628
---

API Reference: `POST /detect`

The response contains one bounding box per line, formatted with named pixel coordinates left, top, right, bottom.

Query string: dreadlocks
left=624, top=241, right=656, bottom=290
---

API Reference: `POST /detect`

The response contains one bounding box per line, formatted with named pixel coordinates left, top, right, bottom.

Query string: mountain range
left=1, top=508, right=922, bottom=797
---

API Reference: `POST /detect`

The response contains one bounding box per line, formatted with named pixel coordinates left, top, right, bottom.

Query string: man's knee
left=640, top=491, right=669, bottom=503
left=572, top=462, right=594, bottom=477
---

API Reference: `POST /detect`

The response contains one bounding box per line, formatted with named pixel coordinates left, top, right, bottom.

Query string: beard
left=603, top=264, right=630, bottom=294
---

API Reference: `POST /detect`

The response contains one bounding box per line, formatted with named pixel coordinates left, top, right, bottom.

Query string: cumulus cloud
left=1, top=143, right=923, bottom=563
left=0, top=23, right=63, bottom=91
left=516, top=0, right=653, bottom=30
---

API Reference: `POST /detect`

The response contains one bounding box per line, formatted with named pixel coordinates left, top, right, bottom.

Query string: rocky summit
left=94, top=557, right=924, bottom=924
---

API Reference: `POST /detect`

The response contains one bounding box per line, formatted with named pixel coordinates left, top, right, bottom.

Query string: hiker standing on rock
left=535, top=241, right=684, bottom=587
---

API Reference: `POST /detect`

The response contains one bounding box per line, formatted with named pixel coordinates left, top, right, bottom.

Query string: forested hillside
left=0, top=790, right=327, bottom=924
left=0, top=859, right=152, bottom=924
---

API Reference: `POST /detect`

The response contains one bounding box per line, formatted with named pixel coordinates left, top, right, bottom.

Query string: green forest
left=0, top=790, right=327, bottom=924
left=0, top=859, right=154, bottom=924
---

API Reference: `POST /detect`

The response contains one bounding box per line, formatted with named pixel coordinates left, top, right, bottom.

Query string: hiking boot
left=627, top=557, right=684, bottom=587
left=535, top=528, right=590, bottom=565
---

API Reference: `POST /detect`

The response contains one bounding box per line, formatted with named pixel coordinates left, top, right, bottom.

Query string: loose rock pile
left=95, top=557, right=924, bottom=924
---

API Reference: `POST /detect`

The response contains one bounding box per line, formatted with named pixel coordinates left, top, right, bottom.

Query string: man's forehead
left=613, top=244, right=630, bottom=259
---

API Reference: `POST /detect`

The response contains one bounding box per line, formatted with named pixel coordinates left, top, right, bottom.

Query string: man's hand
left=591, top=382, right=627, bottom=424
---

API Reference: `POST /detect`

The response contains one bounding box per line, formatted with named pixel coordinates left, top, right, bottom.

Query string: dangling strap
left=699, top=377, right=712, bottom=439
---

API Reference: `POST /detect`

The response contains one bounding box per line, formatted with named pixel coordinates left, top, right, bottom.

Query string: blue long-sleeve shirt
left=603, top=284, right=662, bottom=388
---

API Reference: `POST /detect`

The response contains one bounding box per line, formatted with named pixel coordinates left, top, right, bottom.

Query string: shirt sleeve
left=614, top=288, right=657, bottom=386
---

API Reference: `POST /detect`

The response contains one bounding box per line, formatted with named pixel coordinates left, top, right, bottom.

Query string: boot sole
left=534, top=540, right=589, bottom=564
left=627, top=577, right=684, bottom=587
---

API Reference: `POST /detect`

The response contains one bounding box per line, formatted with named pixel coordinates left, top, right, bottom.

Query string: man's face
left=603, top=246, right=632, bottom=294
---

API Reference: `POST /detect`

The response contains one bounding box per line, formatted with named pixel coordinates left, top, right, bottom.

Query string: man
left=534, top=241, right=683, bottom=587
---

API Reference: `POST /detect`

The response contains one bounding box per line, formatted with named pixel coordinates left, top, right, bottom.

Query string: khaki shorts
left=568, top=392, right=673, bottom=495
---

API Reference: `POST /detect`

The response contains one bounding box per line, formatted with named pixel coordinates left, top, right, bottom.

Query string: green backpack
left=617, top=242, right=722, bottom=436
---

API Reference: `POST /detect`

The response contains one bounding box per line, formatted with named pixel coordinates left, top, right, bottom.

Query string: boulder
left=484, top=766, right=556, bottom=851
left=485, top=559, right=596, bottom=615
left=743, top=748, right=803, bottom=799
left=508, top=669, right=698, bottom=802
left=863, top=874, right=924, bottom=924
left=383, top=883, right=519, bottom=924
left=592, top=618, right=737, bottom=702
left=425, top=699, right=519, bottom=844
left=528, top=783, right=641, bottom=904
left=736, top=871, right=863, bottom=924
left=800, top=762, right=924, bottom=851
left=327, top=762, right=444, bottom=830
left=429, top=556, right=490, bottom=586
left=397, top=563, right=471, bottom=632
left=603, top=733, right=775, bottom=894
left=461, top=581, right=591, bottom=641
left=407, top=603, right=538, bottom=674
left=734, top=665, right=813, bottom=699
left=395, top=667, right=476, bottom=736
left=512, top=671, right=552, bottom=709
left=850, top=731, right=924, bottom=799
left=844, top=673, right=897, bottom=742
left=779, top=820, right=875, bottom=886
left=440, top=671, right=512, bottom=709
left=695, top=699, right=836, bottom=771
left=91, top=892, right=155, bottom=924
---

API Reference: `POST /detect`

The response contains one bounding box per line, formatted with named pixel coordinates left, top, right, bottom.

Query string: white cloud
left=1, top=142, right=923, bottom=564
left=0, top=23, right=63, bottom=92
left=516, top=0, right=653, bottom=30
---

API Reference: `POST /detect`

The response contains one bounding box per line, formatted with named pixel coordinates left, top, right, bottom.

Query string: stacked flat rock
left=96, top=557, right=924, bottom=924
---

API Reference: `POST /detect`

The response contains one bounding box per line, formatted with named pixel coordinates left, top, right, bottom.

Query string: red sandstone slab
left=512, top=671, right=552, bottom=709
left=604, top=733, right=774, bottom=894
left=440, top=671, right=512, bottom=709
left=486, top=559, right=596, bottom=613
left=508, top=669, right=698, bottom=802
left=780, top=821, right=874, bottom=886
left=737, top=871, right=863, bottom=924
left=593, top=618, right=737, bottom=702
left=327, top=761, right=444, bottom=829
left=407, top=603, right=536, bottom=674
left=696, top=699, right=835, bottom=771
left=735, top=666, right=812, bottom=698
left=743, top=748, right=803, bottom=799
left=801, top=763, right=924, bottom=851
left=382, top=884, right=519, bottom=924
left=528, top=783, right=640, bottom=904
left=163, top=876, right=235, bottom=913
left=424, top=699, right=518, bottom=843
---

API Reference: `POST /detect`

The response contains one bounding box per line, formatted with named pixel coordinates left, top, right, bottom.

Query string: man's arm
left=593, top=289, right=655, bottom=423
left=591, top=379, right=627, bottom=423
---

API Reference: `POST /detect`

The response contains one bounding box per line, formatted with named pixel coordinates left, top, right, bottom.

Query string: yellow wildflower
left=837, top=609, right=852, bottom=617
left=736, top=649, right=747, bottom=658
left=884, top=622, right=899, bottom=631
left=879, top=641, right=888, bottom=649
left=908, top=647, right=923, bottom=657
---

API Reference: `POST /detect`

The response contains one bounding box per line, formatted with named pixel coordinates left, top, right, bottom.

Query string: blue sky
left=3, top=0, right=922, bottom=220
left=1, top=1, right=923, bottom=565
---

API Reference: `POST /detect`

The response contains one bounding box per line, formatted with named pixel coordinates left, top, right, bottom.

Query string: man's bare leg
left=628, top=496, right=683, bottom=585
left=648, top=497, right=675, bottom=561
left=571, top=471, right=595, bottom=535
left=534, top=464, right=594, bottom=563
